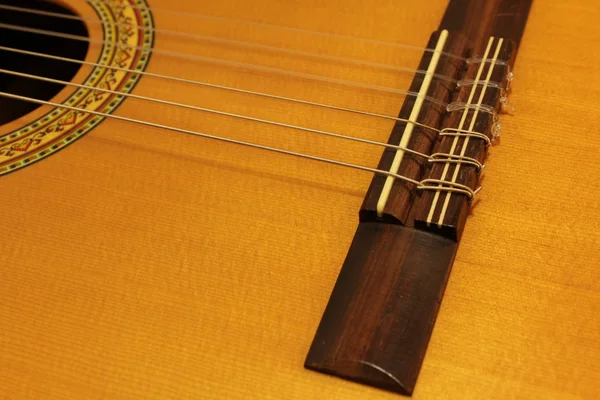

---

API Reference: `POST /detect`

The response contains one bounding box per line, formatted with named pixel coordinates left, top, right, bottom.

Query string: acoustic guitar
left=0, top=0, right=598, bottom=398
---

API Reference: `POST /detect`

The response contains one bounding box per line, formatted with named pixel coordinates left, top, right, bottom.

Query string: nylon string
left=0, top=4, right=460, bottom=86
left=0, top=22, right=448, bottom=108
left=435, top=38, right=504, bottom=227
left=0, top=67, right=431, bottom=158
left=0, top=45, right=440, bottom=132
left=0, top=2, right=485, bottom=199
left=425, top=37, right=494, bottom=226
left=0, top=90, right=425, bottom=185
left=87, top=0, right=470, bottom=61
left=0, top=90, right=477, bottom=199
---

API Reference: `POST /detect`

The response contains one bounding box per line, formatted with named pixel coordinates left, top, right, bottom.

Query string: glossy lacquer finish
left=1, top=0, right=599, bottom=399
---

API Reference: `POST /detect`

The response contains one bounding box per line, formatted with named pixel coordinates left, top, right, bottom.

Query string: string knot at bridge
left=428, top=153, right=484, bottom=171
left=446, top=101, right=497, bottom=116
left=456, top=79, right=502, bottom=89
left=417, top=179, right=481, bottom=200
left=466, top=57, right=508, bottom=67
left=439, top=127, right=492, bottom=146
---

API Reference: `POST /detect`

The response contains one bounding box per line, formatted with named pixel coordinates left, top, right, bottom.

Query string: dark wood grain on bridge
left=305, top=0, right=533, bottom=395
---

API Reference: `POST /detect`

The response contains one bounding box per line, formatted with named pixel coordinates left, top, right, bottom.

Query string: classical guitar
left=1, top=0, right=598, bottom=398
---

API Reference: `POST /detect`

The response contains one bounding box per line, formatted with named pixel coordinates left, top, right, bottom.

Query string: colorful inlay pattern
left=0, top=0, right=154, bottom=175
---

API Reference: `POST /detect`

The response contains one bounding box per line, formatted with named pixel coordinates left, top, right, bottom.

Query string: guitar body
left=0, top=0, right=598, bottom=399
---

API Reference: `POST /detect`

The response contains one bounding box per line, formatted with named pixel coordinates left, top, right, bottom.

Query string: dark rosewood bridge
left=305, top=0, right=533, bottom=395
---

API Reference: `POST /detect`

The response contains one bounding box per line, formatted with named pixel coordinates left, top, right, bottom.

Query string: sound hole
left=0, top=0, right=89, bottom=125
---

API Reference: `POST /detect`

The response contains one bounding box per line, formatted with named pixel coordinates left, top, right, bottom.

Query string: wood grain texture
left=0, top=0, right=599, bottom=399
left=305, top=223, right=458, bottom=395
left=440, top=0, right=533, bottom=51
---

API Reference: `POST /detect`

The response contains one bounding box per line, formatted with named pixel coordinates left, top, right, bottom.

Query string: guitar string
left=89, top=0, right=508, bottom=67
left=0, top=4, right=507, bottom=86
left=0, top=67, right=430, bottom=158
left=0, top=46, right=440, bottom=133
left=0, top=22, right=447, bottom=108
left=0, top=91, right=476, bottom=198
left=86, top=0, right=470, bottom=62
left=375, top=29, right=448, bottom=216
left=0, top=4, right=483, bottom=198
left=0, top=4, right=460, bottom=85
left=425, top=37, right=494, bottom=225
left=435, top=38, right=504, bottom=227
